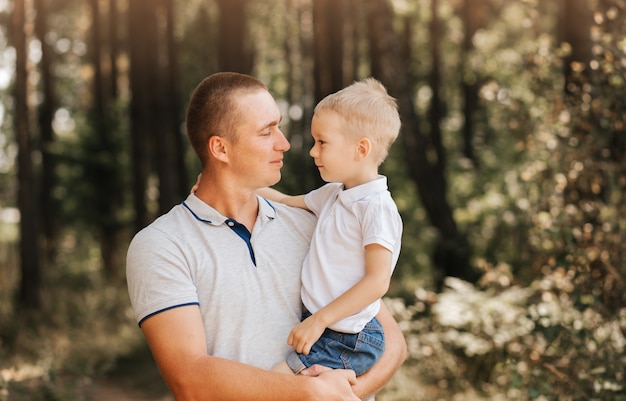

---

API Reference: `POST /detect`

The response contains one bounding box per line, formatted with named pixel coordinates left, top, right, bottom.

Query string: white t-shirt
left=126, top=194, right=316, bottom=370
left=301, top=175, right=402, bottom=333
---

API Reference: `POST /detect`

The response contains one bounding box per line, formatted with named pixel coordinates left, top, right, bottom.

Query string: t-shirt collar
left=337, top=175, right=388, bottom=206
left=182, top=193, right=276, bottom=226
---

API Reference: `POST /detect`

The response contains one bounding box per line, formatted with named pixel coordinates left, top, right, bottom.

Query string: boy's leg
left=271, top=361, right=295, bottom=375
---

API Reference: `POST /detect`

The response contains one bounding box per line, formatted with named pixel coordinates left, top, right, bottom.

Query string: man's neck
left=195, top=176, right=259, bottom=232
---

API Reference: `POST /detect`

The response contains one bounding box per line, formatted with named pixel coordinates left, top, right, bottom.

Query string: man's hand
left=288, top=314, right=326, bottom=355
left=300, top=363, right=332, bottom=377
left=304, top=368, right=360, bottom=401
left=190, top=173, right=201, bottom=194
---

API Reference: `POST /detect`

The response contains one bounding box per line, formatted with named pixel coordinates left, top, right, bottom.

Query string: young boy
left=259, top=78, right=403, bottom=377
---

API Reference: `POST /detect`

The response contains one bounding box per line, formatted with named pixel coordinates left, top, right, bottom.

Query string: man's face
left=227, top=90, right=290, bottom=189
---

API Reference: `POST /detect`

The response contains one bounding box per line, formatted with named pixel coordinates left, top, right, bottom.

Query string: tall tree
left=216, top=0, right=253, bottom=73
left=164, top=0, right=188, bottom=199
left=89, top=0, right=124, bottom=277
left=156, top=0, right=187, bottom=214
left=366, top=0, right=475, bottom=286
left=128, top=0, right=158, bottom=230
left=312, top=0, right=345, bottom=102
left=277, top=0, right=321, bottom=194
left=108, top=0, right=120, bottom=99
left=13, top=0, right=41, bottom=309
left=33, top=0, right=57, bottom=264
left=460, top=0, right=485, bottom=165
left=558, top=0, right=593, bottom=99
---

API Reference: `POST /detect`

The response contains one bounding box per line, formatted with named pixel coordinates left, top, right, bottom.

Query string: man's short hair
left=186, top=72, right=268, bottom=164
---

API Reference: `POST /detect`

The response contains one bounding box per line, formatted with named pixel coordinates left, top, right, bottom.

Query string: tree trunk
left=304, top=0, right=347, bottom=190
left=156, top=0, right=186, bottom=214
left=365, top=0, right=475, bottom=287
left=216, top=0, right=253, bottom=73
left=108, top=0, right=120, bottom=99
left=281, top=0, right=319, bottom=193
left=13, top=0, right=41, bottom=310
left=90, top=0, right=121, bottom=277
left=164, top=0, right=188, bottom=199
left=128, top=0, right=156, bottom=230
left=312, top=0, right=345, bottom=102
left=558, top=0, right=593, bottom=100
left=460, top=0, right=487, bottom=165
left=429, top=0, right=445, bottom=181
left=34, top=0, right=57, bottom=265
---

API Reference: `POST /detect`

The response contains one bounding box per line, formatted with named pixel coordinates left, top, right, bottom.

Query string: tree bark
left=34, top=0, right=58, bottom=264
left=13, top=0, right=41, bottom=309
left=460, top=0, right=487, bottom=165
left=164, top=0, right=188, bottom=199
left=312, top=0, right=345, bottom=102
left=90, top=0, right=122, bottom=277
left=216, top=0, right=253, bottom=73
left=108, top=0, right=120, bottom=99
left=128, top=0, right=156, bottom=230
left=156, top=0, right=187, bottom=213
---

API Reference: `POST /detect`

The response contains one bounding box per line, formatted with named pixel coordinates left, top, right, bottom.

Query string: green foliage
left=386, top=269, right=625, bottom=400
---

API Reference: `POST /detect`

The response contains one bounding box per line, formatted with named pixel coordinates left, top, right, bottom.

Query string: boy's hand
left=190, top=173, right=201, bottom=194
left=288, top=314, right=326, bottom=355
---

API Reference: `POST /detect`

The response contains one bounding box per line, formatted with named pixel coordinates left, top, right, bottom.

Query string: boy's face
left=309, top=110, right=362, bottom=188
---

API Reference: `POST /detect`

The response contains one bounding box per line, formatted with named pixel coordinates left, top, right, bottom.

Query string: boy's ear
left=355, top=138, right=371, bottom=160
left=208, top=135, right=229, bottom=162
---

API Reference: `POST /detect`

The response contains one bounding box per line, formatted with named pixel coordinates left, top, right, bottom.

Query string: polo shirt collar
left=337, top=175, right=388, bottom=206
left=182, top=193, right=276, bottom=226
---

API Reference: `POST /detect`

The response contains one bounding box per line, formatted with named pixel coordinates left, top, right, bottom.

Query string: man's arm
left=351, top=301, right=407, bottom=399
left=140, top=304, right=361, bottom=401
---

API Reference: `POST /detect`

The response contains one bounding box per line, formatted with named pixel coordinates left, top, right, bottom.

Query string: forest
left=0, top=0, right=625, bottom=400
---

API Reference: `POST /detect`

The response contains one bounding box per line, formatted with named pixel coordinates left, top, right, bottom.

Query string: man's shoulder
left=129, top=204, right=187, bottom=246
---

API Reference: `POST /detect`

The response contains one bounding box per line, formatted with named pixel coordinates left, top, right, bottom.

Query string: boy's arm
left=302, top=301, right=407, bottom=400
left=257, top=187, right=309, bottom=210
left=288, top=244, right=392, bottom=354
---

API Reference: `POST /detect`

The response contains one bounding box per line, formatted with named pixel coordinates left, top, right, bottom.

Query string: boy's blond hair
left=314, top=78, right=401, bottom=165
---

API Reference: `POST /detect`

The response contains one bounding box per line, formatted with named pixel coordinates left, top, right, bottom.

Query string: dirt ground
left=3, top=344, right=172, bottom=401
left=86, top=345, right=173, bottom=401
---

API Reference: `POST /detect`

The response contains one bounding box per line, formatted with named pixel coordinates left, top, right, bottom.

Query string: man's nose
left=276, top=129, right=290, bottom=151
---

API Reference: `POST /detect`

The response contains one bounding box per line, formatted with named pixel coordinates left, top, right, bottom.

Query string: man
left=126, top=72, right=406, bottom=400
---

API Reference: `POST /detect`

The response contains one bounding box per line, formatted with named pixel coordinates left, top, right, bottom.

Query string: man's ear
left=355, top=138, right=371, bottom=160
left=208, top=135, right=229, bottom=162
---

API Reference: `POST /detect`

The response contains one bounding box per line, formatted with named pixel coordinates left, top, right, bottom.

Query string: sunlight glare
left=0, top=68, right=10, bottom=89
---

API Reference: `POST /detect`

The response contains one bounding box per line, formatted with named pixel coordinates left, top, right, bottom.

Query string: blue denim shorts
left=286, top=309, right=385, bottom=376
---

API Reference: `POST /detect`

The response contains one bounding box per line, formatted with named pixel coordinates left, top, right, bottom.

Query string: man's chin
left=266, top=175, right=282, bottom=187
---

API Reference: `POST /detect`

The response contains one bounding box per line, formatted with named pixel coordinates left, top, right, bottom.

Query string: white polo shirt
left=301, top=175, right=402, bottom=333
left=126, top=194, right=316, bottom=369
